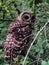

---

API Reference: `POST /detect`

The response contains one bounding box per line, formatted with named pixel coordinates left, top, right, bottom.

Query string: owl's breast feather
left=14, top=25, right=32, bottom=41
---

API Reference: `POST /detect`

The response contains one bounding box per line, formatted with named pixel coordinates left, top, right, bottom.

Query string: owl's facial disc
left=22, top=13, right=31, bottom=22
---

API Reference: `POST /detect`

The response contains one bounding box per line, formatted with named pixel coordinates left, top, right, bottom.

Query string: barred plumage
left=4, top=11, right=35, bottom=63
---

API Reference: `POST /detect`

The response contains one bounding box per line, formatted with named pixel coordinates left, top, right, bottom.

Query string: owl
left=4, top=11, right=35, bottom=63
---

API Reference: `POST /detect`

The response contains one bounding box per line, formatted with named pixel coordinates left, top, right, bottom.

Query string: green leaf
left=41, top=60, right=48, bottom=65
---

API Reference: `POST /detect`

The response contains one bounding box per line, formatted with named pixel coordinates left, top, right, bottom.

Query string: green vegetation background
left=0, top=0, right=49, bottom=65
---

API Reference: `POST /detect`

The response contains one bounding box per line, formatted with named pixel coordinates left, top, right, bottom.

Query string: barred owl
left=4, top=11, right=35, bottom=63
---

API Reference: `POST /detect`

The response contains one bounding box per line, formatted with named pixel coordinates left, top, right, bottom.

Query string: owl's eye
left=22, top=13, right=30, bottom=22
left=23, top=15, right=29, bottom=19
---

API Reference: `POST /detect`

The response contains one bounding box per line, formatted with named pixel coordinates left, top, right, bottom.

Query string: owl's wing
left=8, top=20, right=20, bottom=33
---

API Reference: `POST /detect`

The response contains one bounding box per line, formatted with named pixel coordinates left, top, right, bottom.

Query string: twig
left=0, top=19, right=14, bottom=21
left=22, top=34, right=33, bottom=42
left=28, top=59, right=41, bottom=65
left=28, top=53, right=42, bottom=60
left=43, top=26, right=48, bottom=44
left=22, top=20, right=49, bottom=65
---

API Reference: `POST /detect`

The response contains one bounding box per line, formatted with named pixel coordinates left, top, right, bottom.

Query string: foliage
left=0, top=0, right=49, bottom=65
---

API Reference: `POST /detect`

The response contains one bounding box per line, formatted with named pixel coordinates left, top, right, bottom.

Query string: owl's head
left=18, top=11, right=35, bottom=24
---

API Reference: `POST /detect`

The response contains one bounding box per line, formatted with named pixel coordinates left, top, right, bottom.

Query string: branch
left=43, top=26, right=48, bottom=44
left=22, top=20, right=49, bottom=65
